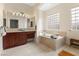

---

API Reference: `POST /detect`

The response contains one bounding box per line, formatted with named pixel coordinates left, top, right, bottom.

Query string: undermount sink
left=18, top=29, right=26, bottom=31
left=18, top=28, right=35, bottom=32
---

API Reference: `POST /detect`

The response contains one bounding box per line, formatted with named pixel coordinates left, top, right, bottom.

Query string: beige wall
left=3, top=3, right=36, bottom=29
left=43, top=3, right=79, bottom=44
left=4, top=3, right=34, bottom=16
left=33, top=6, right=45, bottom=43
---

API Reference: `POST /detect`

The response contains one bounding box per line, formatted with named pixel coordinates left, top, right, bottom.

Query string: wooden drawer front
left=26, top=32, right=35, bottom=38
left=70, top=39, right=79, bottom=46
left=27, top=34, right=35, bottom=38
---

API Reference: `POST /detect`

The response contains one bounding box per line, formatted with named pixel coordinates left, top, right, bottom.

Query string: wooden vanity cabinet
left=26, top=31, right=35, bottom=39
left=3, top=31, right=35, bottom=49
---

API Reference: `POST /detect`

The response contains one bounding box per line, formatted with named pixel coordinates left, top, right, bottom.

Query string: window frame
left=47, top=13, right=60, bottom=31
left=71, top=7, right=79, bottom=31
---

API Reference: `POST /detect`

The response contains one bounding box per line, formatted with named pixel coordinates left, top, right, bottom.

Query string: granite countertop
left=6, top=28, right=36, bottom=33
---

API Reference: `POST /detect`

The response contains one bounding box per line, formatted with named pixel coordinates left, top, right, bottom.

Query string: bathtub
left=38, top=35, right=65, bottom=50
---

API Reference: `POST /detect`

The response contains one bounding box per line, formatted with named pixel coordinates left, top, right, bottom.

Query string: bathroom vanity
left=3, top=10, right=36, bottom=49
left=3, top=29, right=35, bottom=49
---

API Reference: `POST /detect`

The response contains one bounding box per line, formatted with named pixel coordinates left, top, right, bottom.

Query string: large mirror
left=3, top=10, right=36, bottom=30
left=10, top=19, right=18, bottom=28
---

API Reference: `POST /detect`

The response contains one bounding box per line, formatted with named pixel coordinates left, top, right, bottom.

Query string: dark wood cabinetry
left=70, top=39, right=79, bottom=46
left=3, top=31, right=35, bottom=49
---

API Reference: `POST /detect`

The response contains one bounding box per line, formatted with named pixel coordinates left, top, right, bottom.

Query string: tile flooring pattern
left=1, top=42, right=56, bottom=56
left=1, top=42, right=79, bottom=56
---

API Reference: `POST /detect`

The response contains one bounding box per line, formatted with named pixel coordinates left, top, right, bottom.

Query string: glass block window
left=71, top=7, right=79, bottom=30
left=48, top=13, right=60, bottom=30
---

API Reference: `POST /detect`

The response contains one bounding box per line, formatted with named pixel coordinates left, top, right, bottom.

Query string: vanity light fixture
left=12, top=12, right=26, bottom=17
left=19, top=13, right=22, bottom=16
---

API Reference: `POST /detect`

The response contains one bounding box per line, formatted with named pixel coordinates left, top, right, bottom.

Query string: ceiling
left=26, top=3, right=58, bottom=11
left=4, top=3, right=59, bottom=12
left=39, top=3, right=59, bottom=11
left=25, top=3, right=59, bottom=11
left=25, top=3, right=39, bottom=7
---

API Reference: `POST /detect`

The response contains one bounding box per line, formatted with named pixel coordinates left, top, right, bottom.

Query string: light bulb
left=23, top=14, right=25, bottom=17
left=19, top=13, right=22, bottom=16
left=13, top=12, right=15, bottom=15
left=16, top=13, right=19, bottom=16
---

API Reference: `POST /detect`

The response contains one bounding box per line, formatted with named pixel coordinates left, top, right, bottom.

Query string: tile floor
left=1, top=42, right=56, bottom=56
left=1, top=42, right=79, bottom=56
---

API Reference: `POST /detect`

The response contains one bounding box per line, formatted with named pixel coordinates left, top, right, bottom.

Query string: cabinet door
left=3, top=34, right=10, bottom=49
left=3, top=33, right=16, bottom=49
left=22, top=32, right=27, bottom=43
left=9, top=33, right=16, bottom=47
left=14, top=32, right=26, bottom=46
left=3, top=36, right=9, bottom=49
left=18, top=32, right=27, bottom=45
